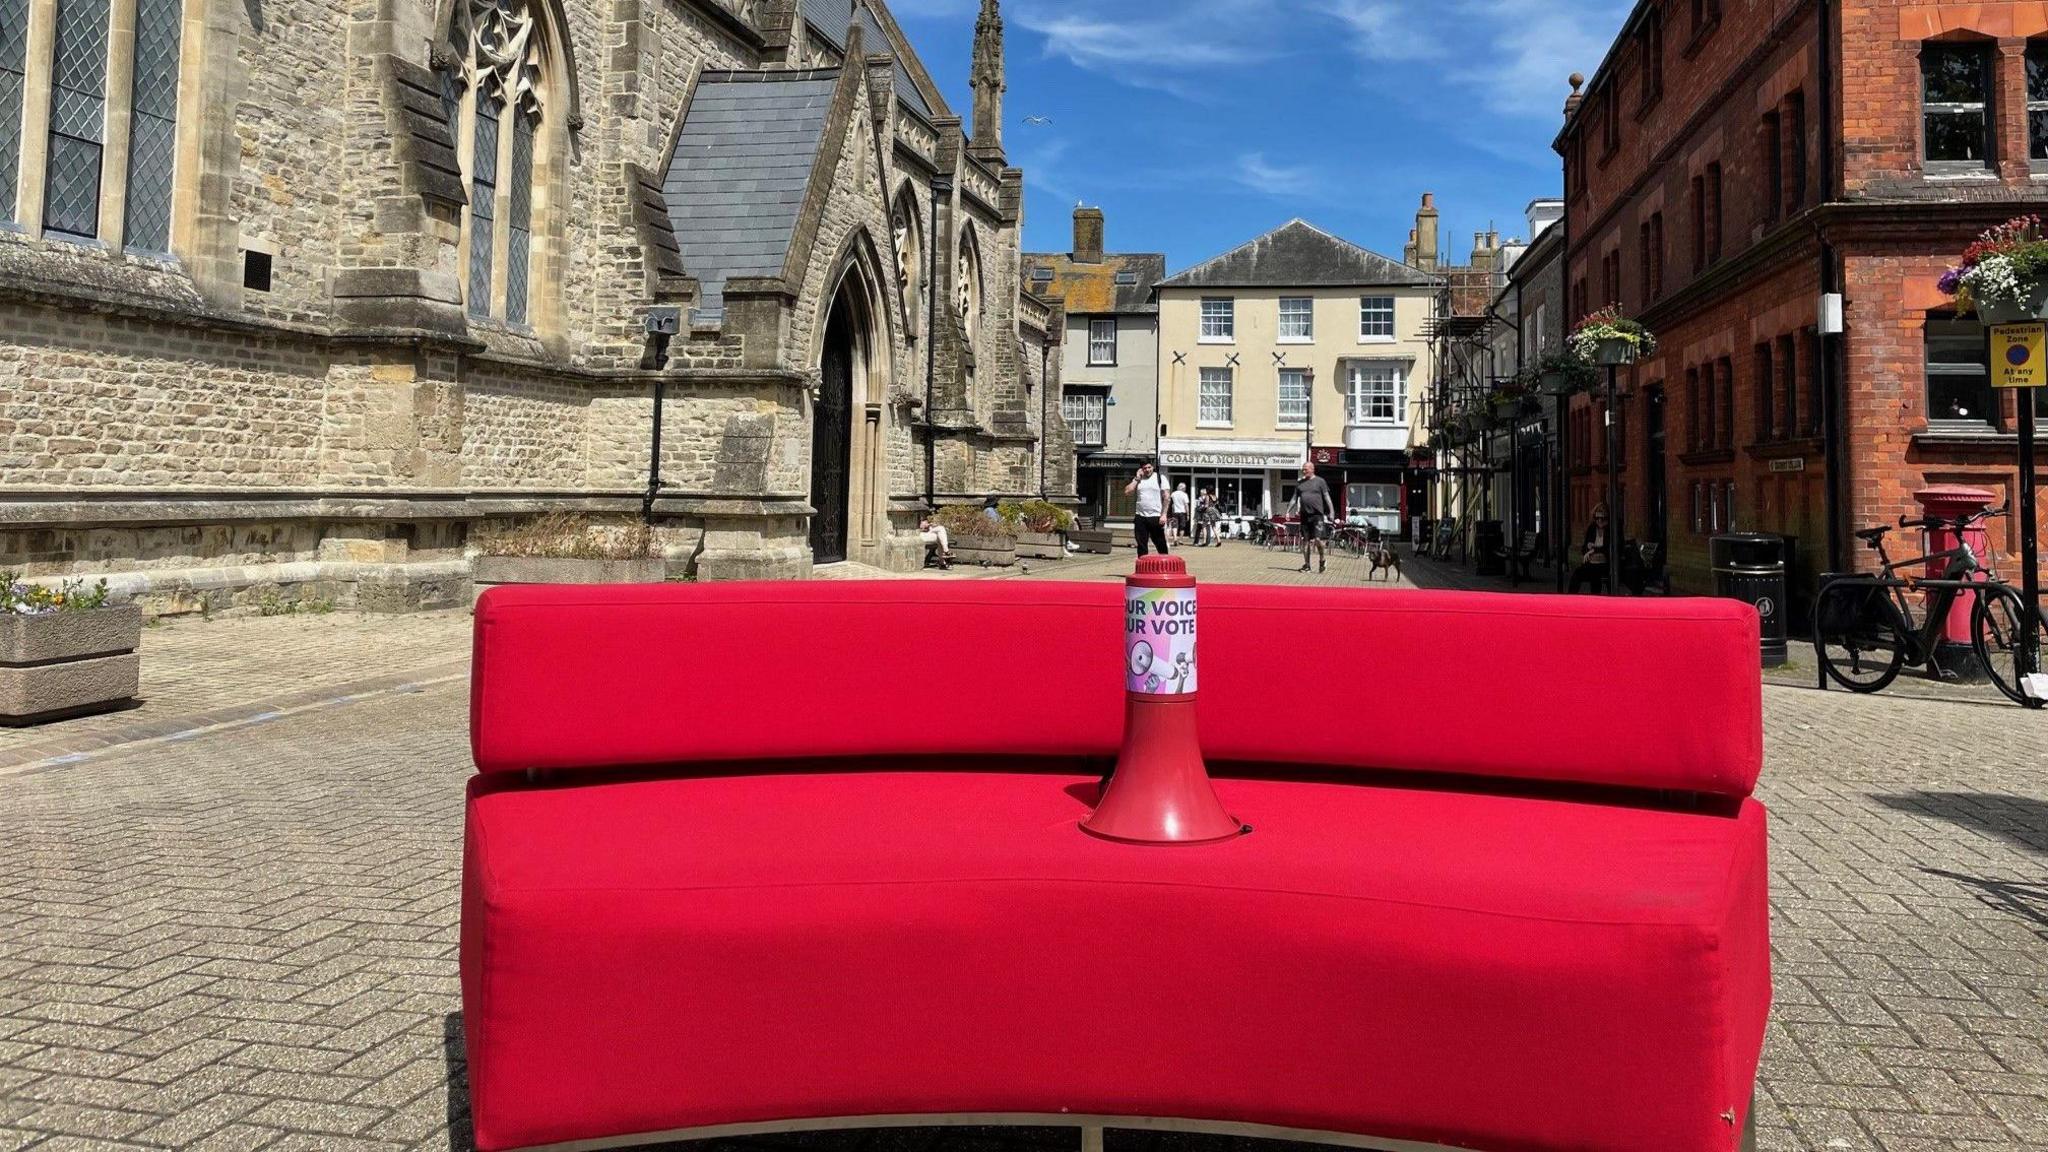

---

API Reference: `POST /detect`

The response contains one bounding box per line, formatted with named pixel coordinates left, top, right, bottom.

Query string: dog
left=1366, top=540, right=1402, bottom=583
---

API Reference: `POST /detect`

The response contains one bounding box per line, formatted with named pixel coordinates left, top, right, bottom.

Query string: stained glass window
left=0, top=0, right=28, bottom=224
left=44, top=0, right=110, bottom=238
left=123, top=0, right=180, bottom=252
left=468, top=97, right=498, bottom=316
left=504, top=107, right=533, bottom=325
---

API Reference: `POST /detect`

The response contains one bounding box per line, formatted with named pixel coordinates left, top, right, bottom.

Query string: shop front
left=1158, top=439, right=1304, bottom=538
left=1310, top=446, right=1412, bottom=535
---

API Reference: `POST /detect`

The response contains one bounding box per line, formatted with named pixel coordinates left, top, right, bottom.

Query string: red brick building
left=1558, top=0, right=2048, bottom=606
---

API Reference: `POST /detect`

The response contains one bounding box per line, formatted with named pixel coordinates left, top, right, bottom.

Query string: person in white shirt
left=1170, top=483, right=1191, bottom=541
left=1124, top=462, right=1171, bottom=556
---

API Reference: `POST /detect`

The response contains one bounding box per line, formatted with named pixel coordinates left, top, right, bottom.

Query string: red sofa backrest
left=470, top=582, right=1762, bottom=798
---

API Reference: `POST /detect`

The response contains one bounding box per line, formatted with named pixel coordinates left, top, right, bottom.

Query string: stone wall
left=0, top=0, right=1069, bottom=605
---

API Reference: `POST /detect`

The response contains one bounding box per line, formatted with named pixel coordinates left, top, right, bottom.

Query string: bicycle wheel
left=1972, top=583, right=2047, bottom=709
left=1814, top=582, right=1906, bottom=694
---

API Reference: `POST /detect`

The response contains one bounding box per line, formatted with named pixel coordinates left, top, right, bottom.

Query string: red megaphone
left=1082, top=555, right=1246, bottom=846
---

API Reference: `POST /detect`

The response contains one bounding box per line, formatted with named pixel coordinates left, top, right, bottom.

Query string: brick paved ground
left=1, top=559, right=2045, bottom=1151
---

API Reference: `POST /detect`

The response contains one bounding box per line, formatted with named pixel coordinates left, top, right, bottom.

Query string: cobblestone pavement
left=0, top=612, right=475, bottom=774
left=1, top=567, right=2045, bottom=1151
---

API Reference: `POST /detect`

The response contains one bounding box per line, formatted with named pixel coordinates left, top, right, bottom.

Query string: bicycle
left=1811, top=505, right=2045, bottom=708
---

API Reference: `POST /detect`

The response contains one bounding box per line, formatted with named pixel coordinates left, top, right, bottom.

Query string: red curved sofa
left=463, top=582, right=1770, bottom=1152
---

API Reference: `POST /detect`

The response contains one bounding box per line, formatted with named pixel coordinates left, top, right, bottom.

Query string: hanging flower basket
left=1537, top=350, right=1598, bottom=396
left=1940, top=215, right=2048, bottom=324
left=1570, top=306, right=1657, bottom=367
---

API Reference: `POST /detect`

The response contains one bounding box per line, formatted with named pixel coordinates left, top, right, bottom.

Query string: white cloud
left=882, top=0, right=977, bottom=18
left=1012, top=0, right=1284, bottom=96
left=1323, top=0, right=1630, bottom=118
left=1235, top=152, right=1317, bottom=197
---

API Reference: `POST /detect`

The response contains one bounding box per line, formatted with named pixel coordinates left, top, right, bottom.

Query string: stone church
left=0, top=0, right=1075, bottom=608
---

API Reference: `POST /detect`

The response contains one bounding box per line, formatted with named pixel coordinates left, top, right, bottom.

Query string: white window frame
left=1360, top=296, right=1396, bottom=342
left=1061, top=389, right=1107, bottom=446
left=1347, top=362, right=1407, bottom=425
left=1200, top=297, right=1235, bottom=344
left=1278, top=297, right=1314, bottom=343
left=1198, top=367, right=1234, bottom=428
left=1277, top=368, right=1309, bottom=429
left=1087, top=318, right=1117, bottom=366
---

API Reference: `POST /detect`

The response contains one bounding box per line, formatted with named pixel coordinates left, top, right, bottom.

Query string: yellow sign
left=1991, top=322, right=2048, bottom=389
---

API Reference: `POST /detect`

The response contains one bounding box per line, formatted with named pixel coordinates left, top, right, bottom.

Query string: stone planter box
left=473, top=556, right=670, bottom=587
left=1069, top=529, right=1116, bottom=556
left=952, top=540, right=1017, bottom=567
left=1016, top=532, right=1067, bottom=560
left=0, top=604, right=143, bottom=726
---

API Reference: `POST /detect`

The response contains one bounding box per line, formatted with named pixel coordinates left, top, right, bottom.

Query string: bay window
left=1347, top=362, right=1405, bottom=425
left=1061, top=389, right=1106, bottom=446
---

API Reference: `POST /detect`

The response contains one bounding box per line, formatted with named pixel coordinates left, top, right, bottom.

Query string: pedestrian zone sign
left=1991, top=323, right=2047, bottom=388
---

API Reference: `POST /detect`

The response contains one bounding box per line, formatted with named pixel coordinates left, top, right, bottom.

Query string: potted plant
left=1536, top=349, right=1599, bottom=396
left=471, top=513, right=669, bottom=590
left=1570, top=305, right=1658, bottom=366
left=1939, top=214, right=2048, bottom=325
left=1, top=573, right=142, bottom=726
left=1489, top=377, right=1535, bottom=416
left=1009, top=500, right=1076, bottom=560
left=934, top=505, right=1018, bottom=567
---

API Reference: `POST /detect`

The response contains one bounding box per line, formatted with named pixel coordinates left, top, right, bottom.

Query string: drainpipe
left=1815, top=0, right=1845, bottom=575
left=1039, top=339, right=1050, bottom=499
left=925, top=176, right=952, bottom=508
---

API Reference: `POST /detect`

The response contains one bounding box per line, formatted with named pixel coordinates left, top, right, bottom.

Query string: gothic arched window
left=446, top=0, right=546, bottom=326
left=0, top=0, right=183, bottom=252
left=890, top=186, right=922, bottom=339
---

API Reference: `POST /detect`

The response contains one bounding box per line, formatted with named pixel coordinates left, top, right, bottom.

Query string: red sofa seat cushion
left=462, top=766, right=1771, bottom=1152
left=470, top=583, right=1761, bottom=798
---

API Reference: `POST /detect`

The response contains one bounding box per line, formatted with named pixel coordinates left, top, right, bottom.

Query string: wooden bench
left=1500, top=531, right=1542, bottom=585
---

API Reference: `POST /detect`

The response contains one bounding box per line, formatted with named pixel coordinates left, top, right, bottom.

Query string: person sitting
left=1568, top=505, right=1611, bottom=595
left=919, top=519, right=954, bottom=569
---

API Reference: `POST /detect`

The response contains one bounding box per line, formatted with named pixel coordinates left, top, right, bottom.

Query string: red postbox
left=1914, top=484, right=1998, bottom=647
left=1082, top=555, right=1245, bottom=846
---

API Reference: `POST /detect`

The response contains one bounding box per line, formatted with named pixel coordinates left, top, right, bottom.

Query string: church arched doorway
left=810, top=286, right=859, bottom=565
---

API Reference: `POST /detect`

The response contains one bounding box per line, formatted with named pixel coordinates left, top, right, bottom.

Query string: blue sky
left=885, top=0, right=1633, bottom=273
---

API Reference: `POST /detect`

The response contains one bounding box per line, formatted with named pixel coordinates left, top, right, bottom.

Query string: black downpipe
left=1816, top=0, right=1844, bottom=574
left=643, top=332, right=672, bottom=523
left=924, top=178, right=951, bottom=509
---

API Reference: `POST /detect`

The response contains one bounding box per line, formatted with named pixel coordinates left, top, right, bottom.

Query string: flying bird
left=1023, top=115, right=1053, bottom=126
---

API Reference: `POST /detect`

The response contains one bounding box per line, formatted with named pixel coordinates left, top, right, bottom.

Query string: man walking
left=1295, top=461, right=1336, bottom=574
left=1170, top=483, right=1191, bottom=542
left=1125, top=462, right=1171, bottom=557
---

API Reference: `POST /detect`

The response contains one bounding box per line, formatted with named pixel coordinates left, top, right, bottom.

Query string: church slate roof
left=801, top=0, right=934, bottom=117
left=661, top=69, right=839, bottom=319
left=1156, top=220, right=1438, bottom=290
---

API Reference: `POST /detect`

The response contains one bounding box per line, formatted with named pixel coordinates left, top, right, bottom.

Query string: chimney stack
left=1073, top=205, right=1105, bottom=263
left=1414, top=193, right=1440, bottom=273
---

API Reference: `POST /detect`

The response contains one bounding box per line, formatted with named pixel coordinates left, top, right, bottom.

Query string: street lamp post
left=1602, top=360, right=1624, bottom=596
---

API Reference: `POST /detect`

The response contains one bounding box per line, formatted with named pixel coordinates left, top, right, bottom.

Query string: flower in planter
left=1, top=572, right=112, bottom=616
left=1569, top=305, right=1658, bottom=365
left=1535, top=350, right=1599, bottom=395
left=1940, top=214, right=2048, bottom=319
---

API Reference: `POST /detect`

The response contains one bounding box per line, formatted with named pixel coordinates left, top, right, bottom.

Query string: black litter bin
left=1474, top=520, right=1505, bottom=576
left=1712, top=533, right=1788, bottom=667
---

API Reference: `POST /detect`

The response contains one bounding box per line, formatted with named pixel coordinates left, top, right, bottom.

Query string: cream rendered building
left=1155, top=220, right=1439, bottom=534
